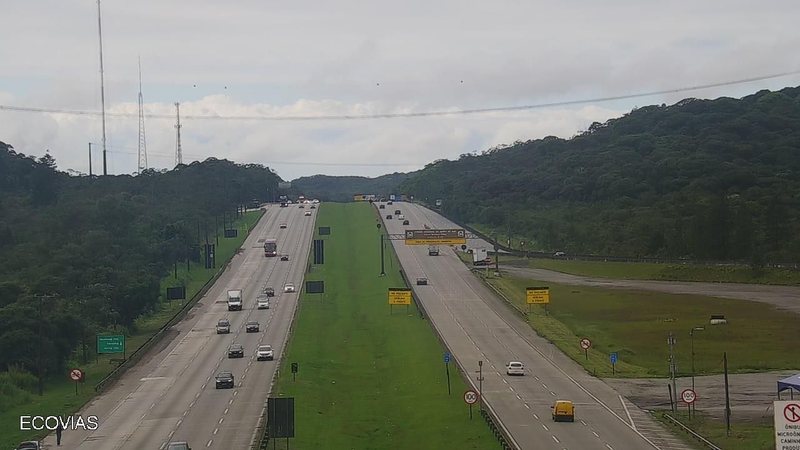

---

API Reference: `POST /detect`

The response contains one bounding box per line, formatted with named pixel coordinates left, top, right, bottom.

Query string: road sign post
left=69, top=368, right=84, bottom=395
left=610, top=352, right=618, bottom=374
left=464, top=390, right=478, bottom=419
left=291, top=362, right=298, bottom=382
left=580, top=338, right=592, bottom=360
left=681, top=388, right=697, bottom=419
left=444, top=352, right=452, bottom=395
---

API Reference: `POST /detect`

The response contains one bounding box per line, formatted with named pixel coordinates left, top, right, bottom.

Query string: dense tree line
left=0, top=141, right=281, bottom=382
left=400, top=87, right=800, bottom=263
left=290, top=173, right=414, bottom=202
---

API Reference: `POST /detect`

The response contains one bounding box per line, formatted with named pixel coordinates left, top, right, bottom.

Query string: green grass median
left=0, top=211, right=261, bottom=449
left=273, top=203, right=496, bottom=449
left=653, top=410, right=773, bottom=450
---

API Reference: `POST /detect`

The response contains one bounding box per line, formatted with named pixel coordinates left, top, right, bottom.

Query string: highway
left=43, top=204, right=316, bottom=450
left=381, top=203, right=686, bottom=450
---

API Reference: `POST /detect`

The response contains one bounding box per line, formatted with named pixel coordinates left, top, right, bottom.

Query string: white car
left=506, top=361, right=525, bottom=376
left=284, top=283, right=296, bottom=293
left=257, top=295, right=270, bottom=309
left=257, top=344, right=274, bottom=361
left=304, top=211, right=312, bottom=216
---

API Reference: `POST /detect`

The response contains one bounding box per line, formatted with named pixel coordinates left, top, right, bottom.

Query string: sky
left=1, top=0, right=799, bottom=180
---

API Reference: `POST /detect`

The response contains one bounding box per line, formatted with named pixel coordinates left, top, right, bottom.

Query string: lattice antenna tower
left=175, top=102, right=183, bottom=166
left=137, top=57, right=148, bottom=173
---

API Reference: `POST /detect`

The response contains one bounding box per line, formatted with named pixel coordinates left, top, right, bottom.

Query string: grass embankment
left=482, top=273, right=800, bottom=378
left=469, top=223, right=800, bottom=285
left=272, top=203, right=496, bottom=449
left=653, top=411, right=773, bottom=450
left=0, top=211, right=261, bottom=448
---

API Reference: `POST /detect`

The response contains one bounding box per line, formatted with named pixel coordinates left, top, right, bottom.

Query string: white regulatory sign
left=680, top=389, right=696, bottom=404
left=464, top=390, right=478, bottom=405
left=580, top=338, right=592, bottom=350
left=776, top=401, right=800, bottom=450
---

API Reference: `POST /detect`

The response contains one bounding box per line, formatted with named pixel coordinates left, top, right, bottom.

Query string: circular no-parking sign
left=580, top=338, right=592, bottom=350
left=69, top=368, right=84, bottom=382
left=681, top=388, right=697, bottom=404
left=784, top=403, right=800, bottom=422
left=464, top=390, right=479, bottom=405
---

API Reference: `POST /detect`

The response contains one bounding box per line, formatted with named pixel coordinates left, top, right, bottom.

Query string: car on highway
left=257, top=295, right=270, bottom=309
left=257, top=344, right=274, bottom=361
left=506, top=361, right=525, bottom=376
left=379, top=204, right=385, bottom=209
left=215, top=371, right=234, bottom=389
left=216, top=319, right=231, bottom=334
left=310, top=205, right=316, bottom=209
left=554, top=251, right=566, bottom=257
left=16, top=441, right=42, bottom=450
left=284, top=283, right=296, bottom=293
left=166, top=442, right=191, bottom=450
left=387, top=201, right=393, bottom=205
left=403, top=219, right=410, bottom=225
left=228, top=343, right=244, bottom=358
left=386, top=215, right=392, bottom=219
left=245, top=321, right=260, bottom=332
left=263, top=287, right=275, bottom=297
left=299, top=204, right=304, bottom=208
left=416, top=277, right=428, bottom=285
left=304, top=211, right=312, bottom=216
left=279, top=223, right=287, bottom=229
left=394, top=209, right=401, bottom=215
left=551, top=400, right=575, bottom=422
left=280, top=254, right=290, bottom=261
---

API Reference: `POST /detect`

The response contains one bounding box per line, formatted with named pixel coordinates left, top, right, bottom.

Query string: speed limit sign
left=464, top=390, right=479, bottom=405
left=681, top=389, right=697, bottom=404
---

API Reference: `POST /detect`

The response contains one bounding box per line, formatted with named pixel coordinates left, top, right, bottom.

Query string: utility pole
left=34, top=293, right=57, bottom=396
left=380, top=234, right=386, bottom=276
left=477, top=360, right=484, bottom=411
left=88, top=143, right=93, bottom=177
left=174, top=102, right=183, bottom=167
left=668, top=332, right=677, bottom=412
left=137, top=57, right=148, bottom=174
left=724, top=352, right=731, bottom=436
left=96, top=0, right=108, bottom=176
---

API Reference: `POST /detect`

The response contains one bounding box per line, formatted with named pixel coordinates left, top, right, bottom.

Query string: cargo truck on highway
left=472, top=248, right=492, bottom=266
left=227, top=289, right=243, bottom=311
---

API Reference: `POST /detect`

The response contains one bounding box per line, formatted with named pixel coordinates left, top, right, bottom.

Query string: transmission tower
left=175, top=102, right=183, bottom=166
left=137, top=58, right=148, bottom=173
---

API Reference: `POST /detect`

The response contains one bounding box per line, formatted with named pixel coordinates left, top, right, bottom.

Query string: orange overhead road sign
left=404, top=229, right=466, bottom=245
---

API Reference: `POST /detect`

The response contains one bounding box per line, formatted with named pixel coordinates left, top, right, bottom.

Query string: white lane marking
left=552, top=435, right=560, bottom=443
left=229, top=399, right=234, bottom=405
left=160, top=443, right=166, bottom=450
left=542, top=383, right=548, bottom=389
left=620, top=395, right=636, bottom=430
left=183, top=410, right=188, bottom=417
left=176, top=419, right=182, bottom=427
left=533, top=413, right=539, bottom=420
left=593, top=431, right=600, bottom=437
left=219, top=417, right=224, bottom=424
left=224, top=408, right=229, bottom=415
left=214, top=428, right=219, bottom=435
left=140, top=413, right=146, bottom=420
left=206, top=440, right=213, bottom=447
left=524, top=404, right=531, bottom=409
left=189, top=401, right=195, bottom=408
left=606, top=444, right=614, bottom=450
left=233, top=391, right=239, bottom=396
left=196, top=392, right=201, bottom=399
left=550, top=391, right=557, bottom=396
left=580, top=420, right=587, bottom=426
left=542, top=424, right=549, bottom=431
left=516, top=394, right=522, bottom=400
left=140, top=376, right=166, bottom=381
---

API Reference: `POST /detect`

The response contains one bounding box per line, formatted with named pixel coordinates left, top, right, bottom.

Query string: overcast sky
left=1, top=0, right=799, bottom=180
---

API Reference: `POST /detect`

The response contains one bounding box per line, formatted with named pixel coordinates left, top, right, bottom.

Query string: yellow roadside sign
left=388, top=288, right=412, bottom=305
left=526, top=287, right=550, bottom=304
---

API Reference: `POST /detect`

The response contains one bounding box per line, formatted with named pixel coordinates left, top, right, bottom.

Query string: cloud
left=1, top=0, right=800, bottom=178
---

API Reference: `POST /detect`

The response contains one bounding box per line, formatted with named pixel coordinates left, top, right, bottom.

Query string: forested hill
left=0, top=141, right=280, bottom=378
left=290, top=172, right=413, bottom=202
left=400, top=86, right=800, bottom=262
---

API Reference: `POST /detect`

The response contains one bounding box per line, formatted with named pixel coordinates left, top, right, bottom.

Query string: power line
left=2, top=70, right=798, bottom=121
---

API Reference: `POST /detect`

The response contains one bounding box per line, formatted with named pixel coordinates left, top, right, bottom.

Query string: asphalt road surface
left=382, top=203, right=692, bottom=450
left=42, top=204, right=315, bottom=450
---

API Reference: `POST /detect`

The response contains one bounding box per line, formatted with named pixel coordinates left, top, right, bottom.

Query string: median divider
left=663, top=414, right=722, bottom=450
left=94, top=210, right=264, bottom=393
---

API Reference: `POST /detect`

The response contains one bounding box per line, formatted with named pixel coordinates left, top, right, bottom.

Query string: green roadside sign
left=97, top=335, right=125, bottom=354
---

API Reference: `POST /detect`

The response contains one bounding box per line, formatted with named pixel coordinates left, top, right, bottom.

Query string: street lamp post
left=690, top=326, right=705, bottom=392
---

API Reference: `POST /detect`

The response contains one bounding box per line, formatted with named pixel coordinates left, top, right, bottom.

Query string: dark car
left=228, top=343, right=244, bottom=358
left=246, top=321, right=260, bottom=333
left=394, top=209, right=401, bottom=215
left=416, top=277, right=428, bottom=285
left=280, top=254, right=289, bottom=261
left=379, top=204, right=385, bottom=209
left=215, top=371, right=234, bottom=389
left=386, top=215, right=392, bottom=219
left=402, top=220, right=410, bottom=225
left=387, top=201, right=393, bottom=205
left=299, top=204, right=305, bottom=208
left=310, top=205, right=316, bottom=209
left=166, top=442, right=192, bottom=450
left=264, top=287, right=275, bottom=297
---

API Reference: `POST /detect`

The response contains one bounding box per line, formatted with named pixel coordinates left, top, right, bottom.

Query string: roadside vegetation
left=653, top=410, right=773, bottom=450
left=479, top=272, right=800, bottom=378
left=272, top=203, right=496, bottom=449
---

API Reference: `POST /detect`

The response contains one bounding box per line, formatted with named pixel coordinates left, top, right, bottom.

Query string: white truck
left=227, top=289, right=243, bottom=311
left=472, top=248, right=492, bottom=266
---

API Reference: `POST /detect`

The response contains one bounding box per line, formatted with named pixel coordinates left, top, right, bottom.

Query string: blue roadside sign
left=444, top=351, right=451, bottom=364
left=610, top=352, right=618, bottom=364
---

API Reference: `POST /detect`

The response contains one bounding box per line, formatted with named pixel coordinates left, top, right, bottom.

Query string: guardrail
left=663, top=413, right=721, bottom=450
left=398, top=267, right=517, bottom=450
left=94, top=211, right=264, bottom=393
